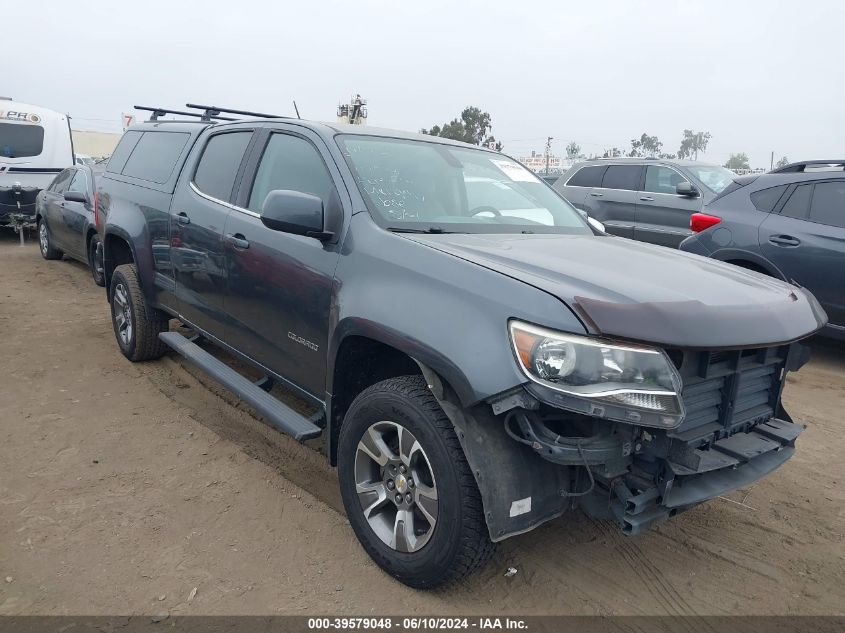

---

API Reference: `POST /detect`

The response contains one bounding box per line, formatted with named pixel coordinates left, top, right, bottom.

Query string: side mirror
left=676, top=182, right=699, bottom=197
left=260, top=190, right=333, bottom=241
left=64, top=191, right=88, bottom=204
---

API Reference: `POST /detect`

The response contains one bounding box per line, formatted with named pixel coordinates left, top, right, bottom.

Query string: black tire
left=338, top=375, right=495, bottom=588
left=110, top=263, right=169, bottom=362
left=38, top=218, right=63, bottom=260
left=88, top=234, right=105, bottom=287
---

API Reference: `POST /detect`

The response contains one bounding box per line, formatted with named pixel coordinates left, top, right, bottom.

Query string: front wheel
left=110, top=263, right=169, bottom=362
left=337, top=375, right=495, bottom=588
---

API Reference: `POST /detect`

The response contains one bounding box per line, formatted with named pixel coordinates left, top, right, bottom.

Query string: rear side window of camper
left=0, top=123, right=45, bottom=158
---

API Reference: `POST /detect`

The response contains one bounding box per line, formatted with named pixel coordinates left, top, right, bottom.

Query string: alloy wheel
left=39, top=222, right=48, bottom=256
left=354, top=420, right=439, bottom=553
left=112, top=283, right=133, bottom=346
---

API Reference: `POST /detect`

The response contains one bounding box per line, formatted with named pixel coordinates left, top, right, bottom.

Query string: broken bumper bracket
left=609, top=418, right=803, bottom=535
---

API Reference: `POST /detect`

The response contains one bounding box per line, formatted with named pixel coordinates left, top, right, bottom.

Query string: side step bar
left=159, top=331, right=322, bottom=442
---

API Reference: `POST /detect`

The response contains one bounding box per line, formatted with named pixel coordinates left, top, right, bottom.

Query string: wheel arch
left=711, top=248, right=786, bottom=280
left=85, top=225, right=99, bottom=253
left=103, top=229, right=136, bottom=292
left=327, top=334, right=426, bottom=466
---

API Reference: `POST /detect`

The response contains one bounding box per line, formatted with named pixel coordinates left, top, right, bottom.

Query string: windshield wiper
left=387, top=226, right=457, bottom=234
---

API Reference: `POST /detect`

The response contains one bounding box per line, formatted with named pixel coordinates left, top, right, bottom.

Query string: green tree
left=775, top=156, right=790, bottom=169
left=677, top=129, right=712, bottom=160
left=565, top=141, right=581, bottom=159
left=421, top=106, right=498, bottom=147
left=602, top=147, right=623, bottom=158
left=724, top=152, right=750, bottom=170
left=629, top=133, right=663, bottom=158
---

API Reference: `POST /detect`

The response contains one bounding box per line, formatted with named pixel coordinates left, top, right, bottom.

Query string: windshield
left=338, top=135, right=590, bottom=234
left=686, top=165, right=736, bottom=194
left=0, top=122, right=45, bottom=158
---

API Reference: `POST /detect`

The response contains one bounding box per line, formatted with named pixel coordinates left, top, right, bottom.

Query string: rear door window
left=50, top=169, right=73, bottom=193
left=0, top=122, right=45, bottom=158
left=566, top=165, right=606, bottom=188
left=602, top=165, right=642, bottom=191
left=66, top=170, right=88, bottom=195
left=808, top=181, right=845, bottom=228
left=643, top=165, right=686, bottom=194
left=779, top=184, right=812, bottom=219
left=121, top=131, right=190, bottom=184
left=750, top=185, right=788, bottom=212
left=192, top=131, right=253, bottom=202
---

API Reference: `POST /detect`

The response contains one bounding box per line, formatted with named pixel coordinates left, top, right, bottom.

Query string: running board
left=158, top=331, right=322, bottom=442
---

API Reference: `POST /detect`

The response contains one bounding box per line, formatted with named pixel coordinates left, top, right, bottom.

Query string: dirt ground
left=0, top=231, right=843, bottom=617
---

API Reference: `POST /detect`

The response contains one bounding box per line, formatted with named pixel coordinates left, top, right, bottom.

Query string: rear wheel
left=337, top=375, right=495, bottom=588
left=38, top=219, right=62, bottom=260
left=88, top=235, right=105, bottom=286
left=110, top=263, right=169, bottom=361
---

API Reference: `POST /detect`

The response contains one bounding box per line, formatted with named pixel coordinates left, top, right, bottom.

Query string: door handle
left=639, top=196, right=654, bottom=201
left=225, top=233, right=250, bottom=249
left=589, top=192, right=603, bottom=197
left=769, top=235, right=800, bottom=247
left=175, top=212, right=191, bottom=225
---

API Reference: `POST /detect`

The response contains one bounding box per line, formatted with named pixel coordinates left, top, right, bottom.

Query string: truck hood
left=403, top=233, right=827, bottom=349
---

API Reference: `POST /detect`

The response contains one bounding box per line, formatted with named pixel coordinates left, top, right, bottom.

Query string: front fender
left=101, top=194, right=158, bottom=307
left=327, top=214, right=588, bottom=407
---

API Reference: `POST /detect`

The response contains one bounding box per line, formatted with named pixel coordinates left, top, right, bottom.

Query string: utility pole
left=545, top=136, right=553, bottom=175
left=770, top=151, right=774, bottom=171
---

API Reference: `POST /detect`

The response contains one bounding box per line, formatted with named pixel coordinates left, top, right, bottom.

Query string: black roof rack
left=185, top=103, right=287, bottom=121
left=771, top=160, right=845, bottom=173
left=135, top=105, right=237, bottom=122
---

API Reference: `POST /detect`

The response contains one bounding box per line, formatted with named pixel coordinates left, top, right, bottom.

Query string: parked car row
left=556, top=157, right=844, bottom=339
left=26, top=102, right=835, bottom=589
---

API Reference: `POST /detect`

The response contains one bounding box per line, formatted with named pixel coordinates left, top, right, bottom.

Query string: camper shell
left=0, top=99, right=74, bottom=227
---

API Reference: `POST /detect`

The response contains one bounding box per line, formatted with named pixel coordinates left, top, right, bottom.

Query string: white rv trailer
left=0, top=99, right=75, bottom=228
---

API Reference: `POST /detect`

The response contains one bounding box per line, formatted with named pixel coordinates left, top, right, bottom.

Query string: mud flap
left=418, top=365, right=569, bottom=542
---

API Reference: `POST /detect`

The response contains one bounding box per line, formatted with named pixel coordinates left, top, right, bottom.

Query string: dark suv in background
left=680, top=160, right=845, bottom=340
left=555, top=158, right=736, bottom=247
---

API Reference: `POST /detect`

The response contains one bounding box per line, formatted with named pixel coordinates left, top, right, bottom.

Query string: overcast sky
left=7, top=0, right=843, bottom=168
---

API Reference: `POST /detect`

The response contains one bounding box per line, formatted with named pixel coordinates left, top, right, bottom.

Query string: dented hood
left=405, top=233, right=827, bottom=349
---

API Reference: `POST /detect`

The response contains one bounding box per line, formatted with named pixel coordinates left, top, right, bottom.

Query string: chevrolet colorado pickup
left=97, top=104, right=827, bottom=588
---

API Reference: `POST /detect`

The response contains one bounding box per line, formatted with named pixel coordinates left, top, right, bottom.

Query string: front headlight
left=509, top=320, right=684, bottom=428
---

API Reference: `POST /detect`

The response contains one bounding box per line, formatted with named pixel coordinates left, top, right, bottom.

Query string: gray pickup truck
left=97, top=104, right=826, bottom=589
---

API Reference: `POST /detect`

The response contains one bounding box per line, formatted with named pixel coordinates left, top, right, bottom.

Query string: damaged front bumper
left=603, top=418, right=800, bottom=534
left=506, top=404, right=803, bottom=535
left=474, top=341, right=810, bottom=540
